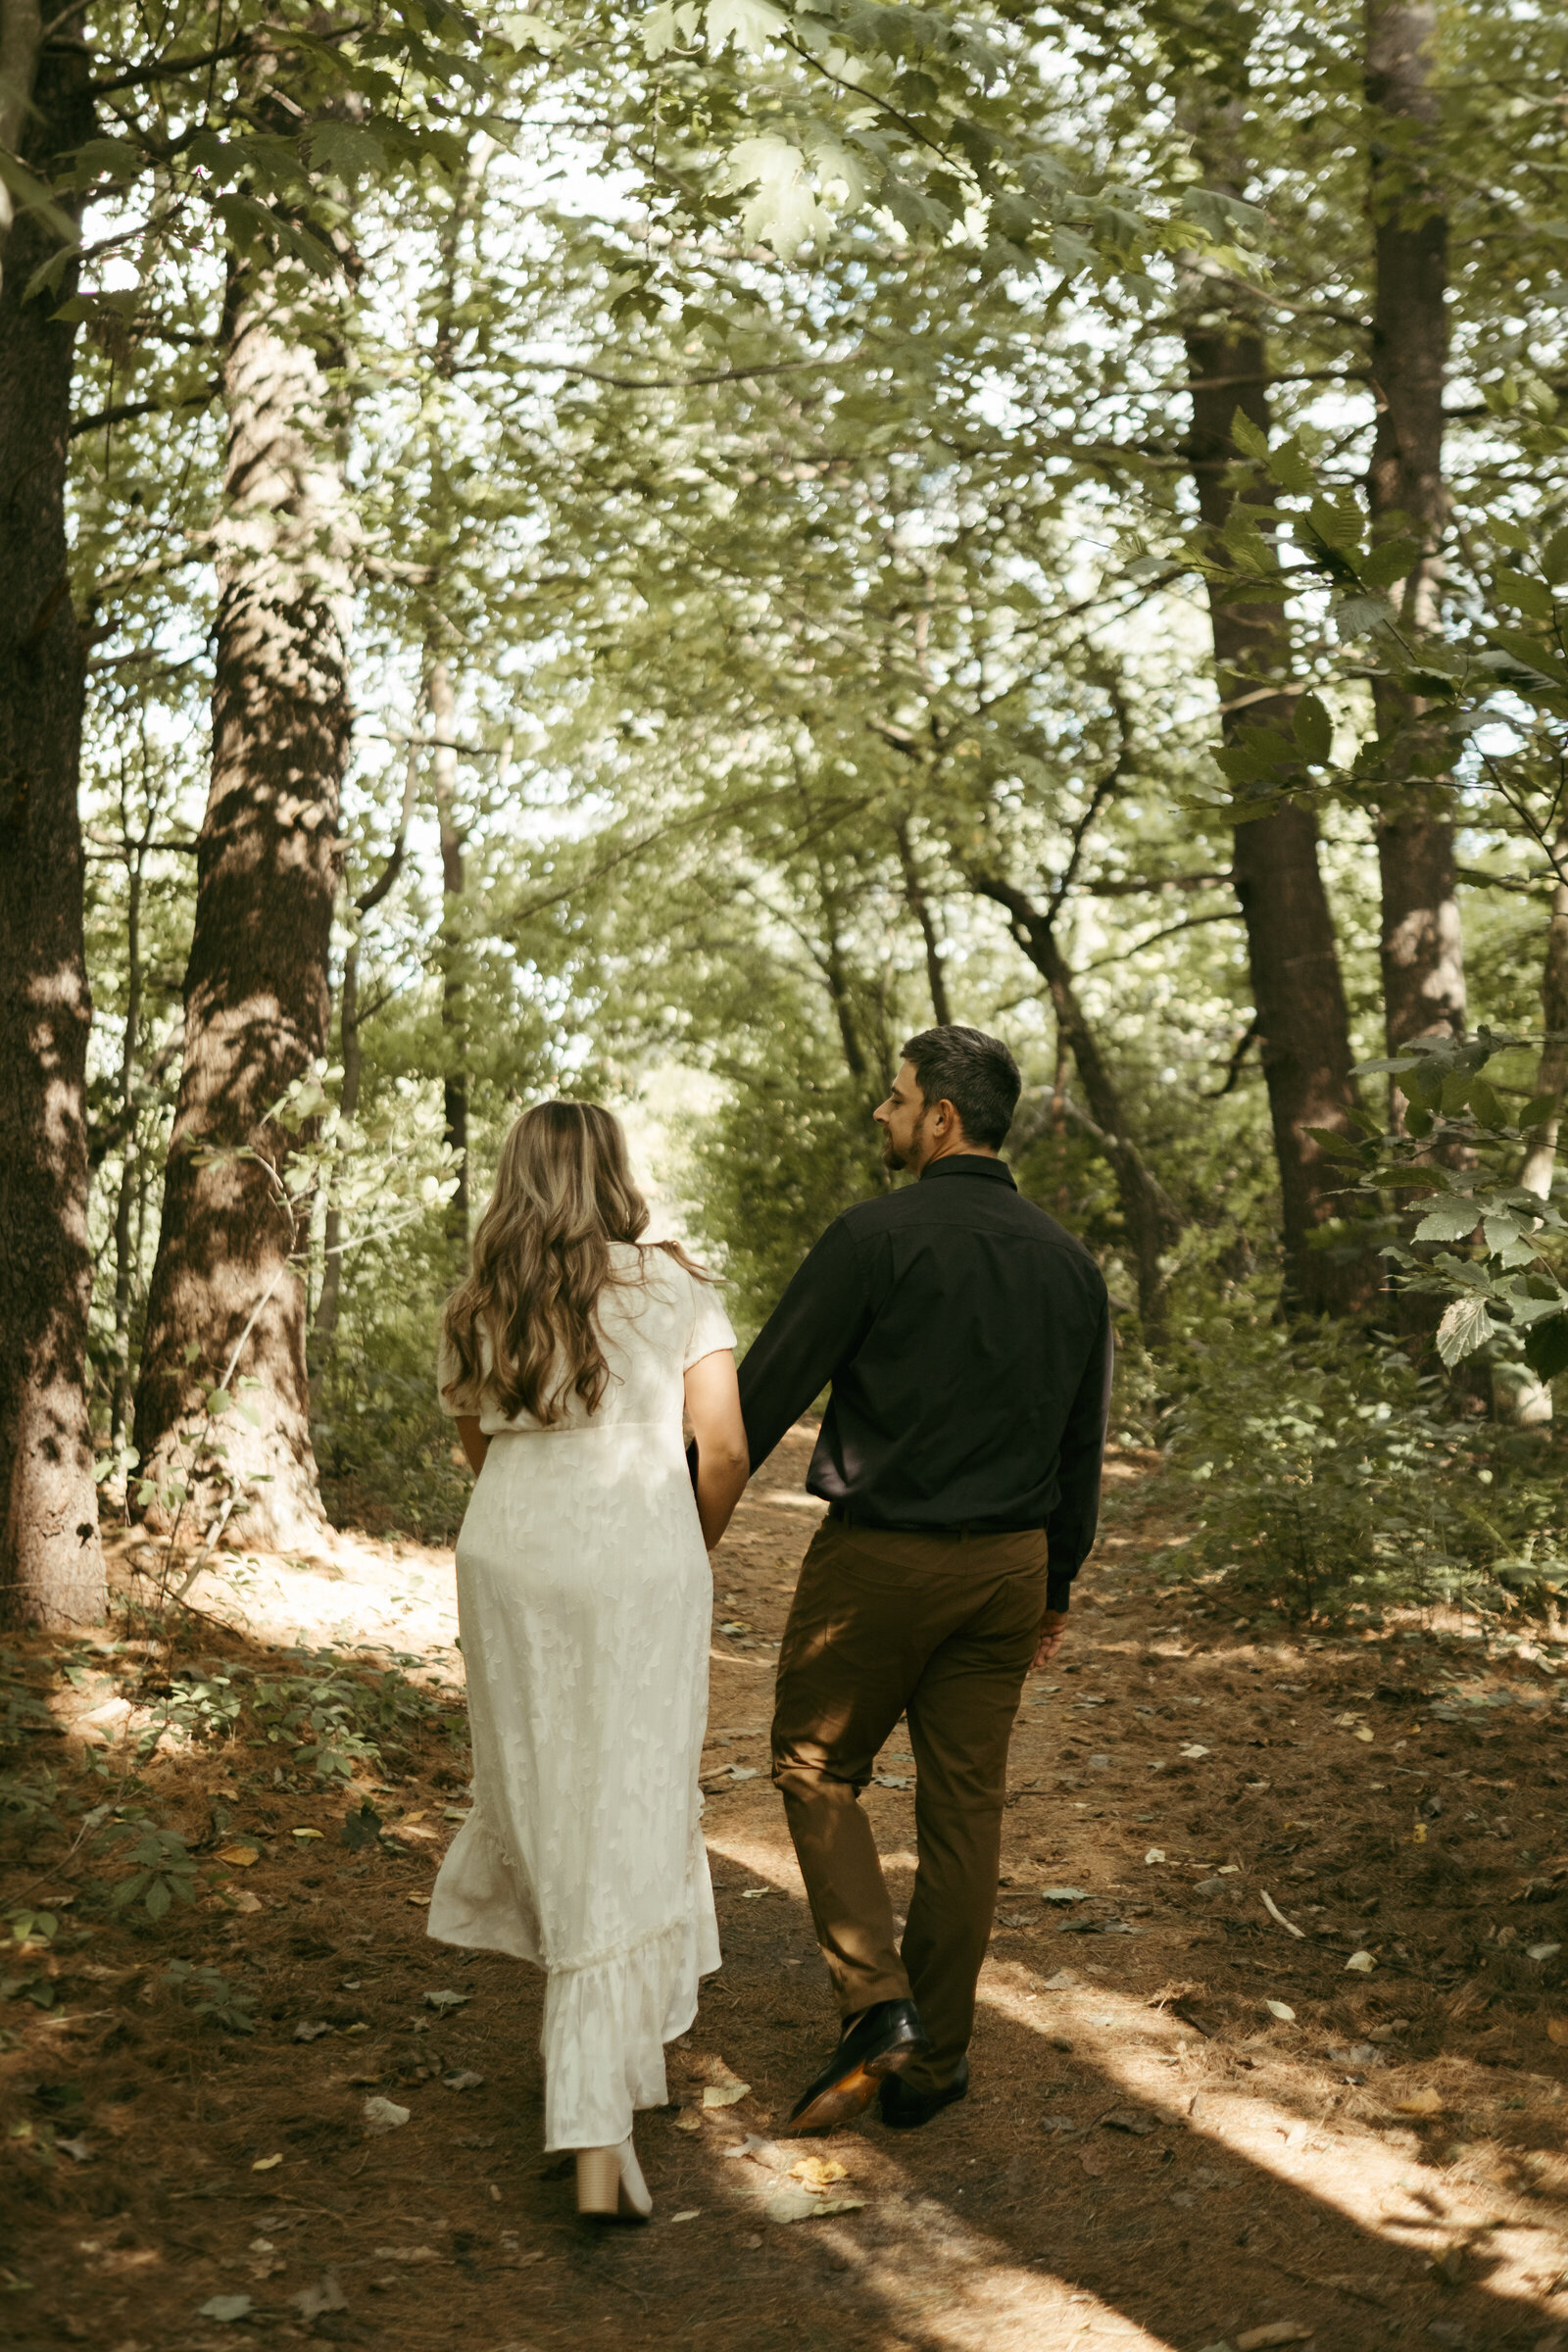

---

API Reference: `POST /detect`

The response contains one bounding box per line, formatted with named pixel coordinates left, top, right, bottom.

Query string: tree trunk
left=0, top=17, right=107, bottom=1627
left=110, top=830, right=146, bottom=1445
left=894, top=816, right=954, bottom=1026
left=133, top=251, right=351, bottom=1551
left=427, top=657, right=469, bottom=1252
left=1183, top=300, right=1369, bottom=1315
left=1365, top=0, right=1464, bottom=1069
left=970, top=871, right=1180, bottom=1344
left=1521, top=831, right=1568, bottom=1200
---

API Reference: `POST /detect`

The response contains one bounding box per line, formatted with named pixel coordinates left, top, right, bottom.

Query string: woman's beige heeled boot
left=575, top=2135, right=652, bottom=2224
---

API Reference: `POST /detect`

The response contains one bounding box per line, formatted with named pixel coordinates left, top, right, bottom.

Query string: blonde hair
left=440, top=1101, right=704, bottom=1425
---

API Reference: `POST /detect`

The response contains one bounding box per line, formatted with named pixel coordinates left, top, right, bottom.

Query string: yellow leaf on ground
left=1547, top=2018, right=1568, bottom=2046
left=251, top=2154, right=283, bottom=2173
left=789, top=2157, right=848, bottom=2189
left=702, top=2079, right=751, bottom=2108
left=291, top=1828, right=323, bottom=1841
left=217, top=1845, right=259, bottom=1868
left=1395, top=2086, right=1443, bottom=2115
left=406, top=1892, right=430, bottom=1906
left=672, top=2108, right=703, bottom=2133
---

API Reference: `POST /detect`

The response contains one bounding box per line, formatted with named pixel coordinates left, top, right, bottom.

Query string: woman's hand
left=684, top=1350, right=749, bottom=1550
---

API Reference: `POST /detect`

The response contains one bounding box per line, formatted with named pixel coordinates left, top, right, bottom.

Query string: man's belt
left=825, top=1500, right=1046, bottom=1540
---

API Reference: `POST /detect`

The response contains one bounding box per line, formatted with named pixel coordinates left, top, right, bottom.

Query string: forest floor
left=4, top=1428, right=1568, bottom=2352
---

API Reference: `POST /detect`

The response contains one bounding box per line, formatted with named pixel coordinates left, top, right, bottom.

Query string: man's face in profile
left=873, top=1063, right=931, bottom=1173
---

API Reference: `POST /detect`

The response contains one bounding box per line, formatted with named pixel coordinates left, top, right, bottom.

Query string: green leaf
left=705, top=0, right=787, bottom=52
left=1493, top=566, right=1557, bottom=621
left=1543, top=528, right=1568, bottom=586
left=1413, top=1200, right=1482, bottom=1244
left=1521, top=1093, right=1561, bottom=1129
left=1357, top=536, right=1425, bottom=591
left=1525, top=1315, right=1568, bottom=1382
left=1468, top=1078, right=1507, bottom=1130
left=205, top=1388, right=231, bottom=1417
left=303, top=122, right=388, bottom=184
left=144, top=1878, right=172, bottom=1923
left=1436, top=1294, right=1499, bottom=1367
left=1293, top=692, right=1333, bottom=765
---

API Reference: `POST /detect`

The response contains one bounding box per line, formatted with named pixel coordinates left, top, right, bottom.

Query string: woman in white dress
left=428, top=1101, right=748, bottom=2223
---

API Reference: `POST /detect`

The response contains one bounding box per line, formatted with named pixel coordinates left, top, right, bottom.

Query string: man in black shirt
left=737, top=1025, right=1111, bottom=2133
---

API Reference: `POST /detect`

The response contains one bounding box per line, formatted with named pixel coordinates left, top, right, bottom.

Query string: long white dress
left=428, top=1244, right=735, bottom=2150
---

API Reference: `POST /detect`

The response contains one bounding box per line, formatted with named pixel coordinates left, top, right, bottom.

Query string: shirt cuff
left=1046, top=1569, right=1075, bottom=1614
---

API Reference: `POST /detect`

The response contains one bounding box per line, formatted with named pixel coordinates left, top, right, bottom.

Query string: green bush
left=1157, top=1306, right=1568, bottom=1625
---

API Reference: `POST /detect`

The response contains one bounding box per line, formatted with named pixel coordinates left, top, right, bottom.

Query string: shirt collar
left=918, top=1153, right=1016, bottom=1190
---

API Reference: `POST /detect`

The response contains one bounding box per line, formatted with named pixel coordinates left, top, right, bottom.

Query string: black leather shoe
left=879, top=2055, right=969, bottom=2131
left=787, top=1999, right=928, bottom=2135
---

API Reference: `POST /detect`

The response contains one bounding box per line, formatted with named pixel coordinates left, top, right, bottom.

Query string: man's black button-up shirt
left=736, top=1153, right=1112, bottom=1612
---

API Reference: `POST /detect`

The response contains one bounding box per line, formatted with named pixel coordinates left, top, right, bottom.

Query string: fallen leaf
left=1394, top=2087, right=1443, bottom=2116
left=1353, top=1726, right=1375, bottom=1744
left=1146, top=1848, right=1166, bottom=1865
left=341, top=1801, right=382, bottom=1850
left=1042, top=1886, right=1090, bottom=1904
left=406, top=1892, right=430, bottom=1906
left=764, top=2188, right=865, bottom=2224
left=1528, top=1942, right=1562, bottom=1963
left=363, top=2096, right=410, bottom=2133
left=740, top=1886, right=775, bottom=1899
left=1236, top=2326, right=1313, bottom=2350
left=1547, top=2019, right=1568, bottom=2046
left=289, top=2274, right=347, bottom=2321
left=443, top=2071, right=484, bottom=2091
left=56, top=2135, right=92, bottom=2163
left=373, top=2245, right=440, bottom=2263
left=1345, top=1950, right=1377, bottom=1975
left=216, top=1844, right=259, bottom=1868
left=672, top=2108, right=703, bottom=2133
left=1180, top=1743, right=1210, bottom=1759
left=198, top=2296, right=254, bottom=2324
left=424, top=1988, right=470, bottom=2015
left=703, top=2078, right=751, bottom=2109
left=670, top=2210, right=701, bottom=2223
left=873, top=1773, right=912, bottom=1788
left=1101, top=2109, right=1157, bottom=2135
left=789, top=2156, right=848, bottom=2188
left=442, top=1807, right=469, bottom=1823
left=291, top=1827, right=324, bottom=1840
left=1078, top=2143, right=1108, bottom=2176
left=728, top=1766, right=761, bottom=1782
left=1266, top=2000, right=1297, bottom=2023
left=1042, top=1970, right=1077, bottom=1990
left=1412, top=1825, right=1428, bottom=1845
left=251, top=2153, right=283, bottom=2173
left=294, top=2020, right=332, bottom=2042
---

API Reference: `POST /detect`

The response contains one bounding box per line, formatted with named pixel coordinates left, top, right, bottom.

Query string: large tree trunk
left=1521, top=830, right=1568, bottom=1201
left=969, top=871, right=1180, bottom=1344
left=1365, top=0, right=1464, bottom=1068
left=133, top=252, right=350, bottom=1551
left=0, top=18, right=107, bottom=1627
left=1183, top=294, right=1368, bottom=1315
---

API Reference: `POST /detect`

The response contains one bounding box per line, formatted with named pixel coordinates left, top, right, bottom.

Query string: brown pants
left=770, top=1516, right=1050, bottom=2093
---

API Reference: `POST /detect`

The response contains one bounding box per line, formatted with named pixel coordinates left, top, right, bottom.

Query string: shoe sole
left=789, top=2042, right=924, bottom=2136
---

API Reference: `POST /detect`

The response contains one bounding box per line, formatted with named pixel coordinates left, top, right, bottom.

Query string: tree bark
left=970, top=871, right=1180, bottom=1344
left=427, top=657, right=469, bottom=1252
left=1183, top=296, right=1368, bottom=1314
left=133, top=249, right=351, bottom=1550
left=1521, top=830, right=1568, bottom=1200
left=110, top=817, right=146, bottom=1446
left=894, top=816, right=953, bottom=1027
left=1365, top=0, right=1464, bottom=1067
left=0, top=17, right=107, bottom=1627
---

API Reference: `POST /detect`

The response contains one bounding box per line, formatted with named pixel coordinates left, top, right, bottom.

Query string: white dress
left=428, top=1244, right=735, bottom=2150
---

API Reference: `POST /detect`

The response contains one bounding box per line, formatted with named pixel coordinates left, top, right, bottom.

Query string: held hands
left=1029, top=1609, right=1069, bottom=1672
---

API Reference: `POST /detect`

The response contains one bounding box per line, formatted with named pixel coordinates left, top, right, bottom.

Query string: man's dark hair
left=901, top=1025, right=1021, bottom=1151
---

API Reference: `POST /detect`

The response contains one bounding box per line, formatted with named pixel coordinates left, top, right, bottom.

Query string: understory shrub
left=1156, top=1308, right=1568, bottom=1625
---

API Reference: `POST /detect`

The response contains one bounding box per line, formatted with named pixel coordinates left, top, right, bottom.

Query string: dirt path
left=4, top=1433, right=1568, bottom=2352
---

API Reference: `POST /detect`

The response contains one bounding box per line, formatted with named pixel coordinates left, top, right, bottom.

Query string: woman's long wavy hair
left=440, top=1101, right=703, bottom=1426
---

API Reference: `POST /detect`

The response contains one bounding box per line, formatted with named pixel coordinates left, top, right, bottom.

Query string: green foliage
left=163, top=1957, right=258, bottom=2034
left=97, top=1817, right=199, bottom=1924
left=1161, top=1310, right=1568, bottom=1626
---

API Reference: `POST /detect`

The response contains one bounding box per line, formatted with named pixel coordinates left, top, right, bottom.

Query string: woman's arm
left=684, top=1350, right=749, bottom=1551
left=456, top=1416, right=490, bottom=1477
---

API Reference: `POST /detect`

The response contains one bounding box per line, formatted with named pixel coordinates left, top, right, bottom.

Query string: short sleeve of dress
left=435, top=1326, right=482, bottom=1418
left=683, top=1269, right=737, bottom=1370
